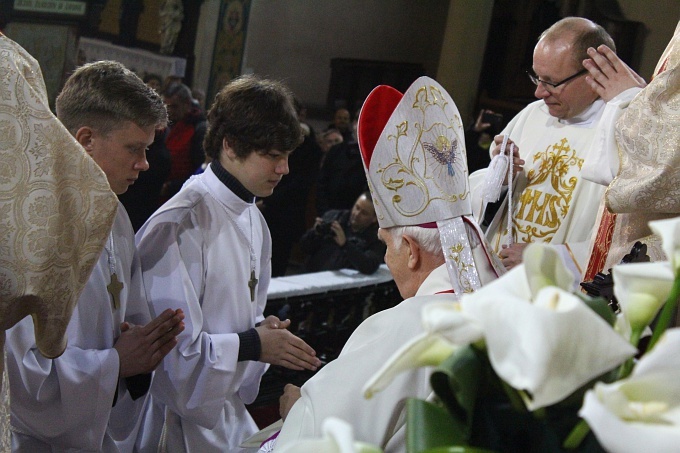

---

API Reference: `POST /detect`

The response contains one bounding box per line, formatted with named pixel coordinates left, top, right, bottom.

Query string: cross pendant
left=248, top=269, right=258, bottom=302
left=107, top=273, right=124, bottom=310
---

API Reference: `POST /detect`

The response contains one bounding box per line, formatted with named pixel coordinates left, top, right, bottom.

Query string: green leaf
left=406, top=399, right=469, bottom=453
left=429, top=345, right=482, bottom=440
left=578, top=294, right=617, bottom=326
left=422, top=447, right=496, bottom=453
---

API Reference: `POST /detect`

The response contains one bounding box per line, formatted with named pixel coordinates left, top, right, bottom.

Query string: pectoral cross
left=107, top=273, right=123, bottom=310
left=248, top=270, right=258, bottom=302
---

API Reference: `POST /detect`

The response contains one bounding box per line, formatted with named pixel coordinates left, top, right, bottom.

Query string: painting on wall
left=4, top=22, right=78, bottom=109
left=206, top=0, right=251, bottom=104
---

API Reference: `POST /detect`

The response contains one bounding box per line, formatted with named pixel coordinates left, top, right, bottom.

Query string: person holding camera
left=299, top=191, right=385, bottom=274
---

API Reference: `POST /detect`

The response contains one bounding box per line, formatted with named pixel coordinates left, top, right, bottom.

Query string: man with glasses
left=481, top=17, right=644, bottom=277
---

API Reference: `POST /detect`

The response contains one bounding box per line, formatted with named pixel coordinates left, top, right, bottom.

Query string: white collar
left=556, top=98, right=605, bottom=126
left=415, top=264, right=453, bottom=296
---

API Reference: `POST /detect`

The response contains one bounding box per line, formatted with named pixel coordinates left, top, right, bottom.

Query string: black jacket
left=299, top=209, right=384, bottom=274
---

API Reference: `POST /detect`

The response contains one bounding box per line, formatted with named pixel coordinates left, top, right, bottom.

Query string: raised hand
left=114, top=308, right=185, bottom=378
left=583, top=45, right=647, bottom=102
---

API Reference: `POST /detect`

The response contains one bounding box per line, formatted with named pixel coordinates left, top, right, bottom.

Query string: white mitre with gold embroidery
left=358, top=76, right=504, bottom=293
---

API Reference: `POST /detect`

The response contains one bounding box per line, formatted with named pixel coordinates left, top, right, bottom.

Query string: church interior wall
left=617, top=0, right=679, bottom=79
left=1, top=0, right=677, bottom=124
left=238, top=0, right=449, bottom=119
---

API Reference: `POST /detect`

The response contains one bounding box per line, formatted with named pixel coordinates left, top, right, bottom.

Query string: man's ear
left=403, top=234, right=421, bottom=270
left=74, top=127, right=94, bottom=155
left=222, top=138, right=237, bottom=160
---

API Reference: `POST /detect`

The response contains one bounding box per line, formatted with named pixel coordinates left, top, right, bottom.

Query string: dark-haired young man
left=136, top=75, right=322, bottom=451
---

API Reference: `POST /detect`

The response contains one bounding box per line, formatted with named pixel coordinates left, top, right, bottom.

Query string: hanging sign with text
left=14, top=0, right=86, bottom=16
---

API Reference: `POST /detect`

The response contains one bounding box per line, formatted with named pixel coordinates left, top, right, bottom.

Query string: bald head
left=538, top=17, right=615, bottom=68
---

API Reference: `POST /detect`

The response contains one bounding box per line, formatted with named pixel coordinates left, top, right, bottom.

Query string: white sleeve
left=5, top=312, right=120, bottom=449
left=581, top=87, right=643, bottom=186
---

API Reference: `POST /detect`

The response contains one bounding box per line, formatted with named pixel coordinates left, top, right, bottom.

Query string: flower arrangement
left=279, top=217, right=680, bottom=453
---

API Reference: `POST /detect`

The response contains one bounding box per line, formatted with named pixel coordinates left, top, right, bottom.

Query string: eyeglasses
left=527, top=69, right=588, bottom=90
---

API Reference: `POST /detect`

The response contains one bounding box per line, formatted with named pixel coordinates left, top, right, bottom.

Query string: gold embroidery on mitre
left=512, top=138, right=583, bottom=243
left=374, top=84, right=467, bottom=219
left=447, top=242, right=475, bottom=293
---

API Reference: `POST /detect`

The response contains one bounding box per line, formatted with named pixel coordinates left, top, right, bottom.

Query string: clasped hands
left=114, top=308, right=185, bottom=378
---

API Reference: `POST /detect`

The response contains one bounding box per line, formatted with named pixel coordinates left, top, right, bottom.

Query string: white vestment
left=136, top=166, right=270, bottom=452
left=273, top=264, right=456, bottom=453
left=483, top=93, right=636, bottom=275
left=6, top=203, right=151, bottom=452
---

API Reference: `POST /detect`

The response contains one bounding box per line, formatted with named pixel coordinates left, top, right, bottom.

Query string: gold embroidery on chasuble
left=512, top=137, right=583, bottom=243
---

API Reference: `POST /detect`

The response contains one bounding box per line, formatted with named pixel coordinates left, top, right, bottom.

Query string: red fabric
left=166, top=120, right=196, bottom=181
left=357, top=85, right=403, bottom=169
left=583, top=209, right=617, bottom=281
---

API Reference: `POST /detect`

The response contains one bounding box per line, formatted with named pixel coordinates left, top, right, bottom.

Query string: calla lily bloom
left=612, top=262, right=674, bottom=332
left=649, top=217, right=680, bottom=273
left=363, top=322, right=464, bottom=399
left=364, top=244, right=636, bottom=410
left=276, top=417, right=382, bottom=453
left=462, top=285, right=636, bottom=410
left=523, top=240, right=576, bottom=293
left=363, top=296, right=489, bottom=399
left=579, top=329, right=680, bottom=453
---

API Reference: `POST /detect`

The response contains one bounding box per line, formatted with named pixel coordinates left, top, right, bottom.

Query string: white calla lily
left=613, top=262, right=674, bottom=332
left=523, top=242, right=576, bottom=294
left=462, top=286, right=636, bottom=410
left=276, top=417, right=382, bottom=453
left=363, top=301, right=483, bottom=399
left=579, top=329, right=680, bottom=453
left=365, top=244, right=636, bottom=409
left=649, top=217, right=680, bottom=273
left=363, top=332, right=457, bottom=399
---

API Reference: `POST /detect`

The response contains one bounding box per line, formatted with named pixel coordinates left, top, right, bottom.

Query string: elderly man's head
left=530, top=17, right=615, bottom=120
left=378, top=226, right=444, bottom=299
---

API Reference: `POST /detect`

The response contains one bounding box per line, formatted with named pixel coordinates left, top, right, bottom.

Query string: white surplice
left=136, top=166, right=270, bottom=452
left=483, top=92, right=637, bottom=276
left=273, top=264, right=456, bottom=453
left=6, top=203, right=151, bottom=452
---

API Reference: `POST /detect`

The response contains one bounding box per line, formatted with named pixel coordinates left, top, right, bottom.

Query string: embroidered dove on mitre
left=357, top=76, right=504, bottom=293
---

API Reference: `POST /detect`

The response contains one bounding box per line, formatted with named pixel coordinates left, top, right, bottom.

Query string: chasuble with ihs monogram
left=485, top=99, right=608, bottom=272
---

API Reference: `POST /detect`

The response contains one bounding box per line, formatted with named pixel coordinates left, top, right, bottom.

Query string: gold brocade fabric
left=599, top=22, right=680, bottom=269
left=0, top=35, right=118, bottom=358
